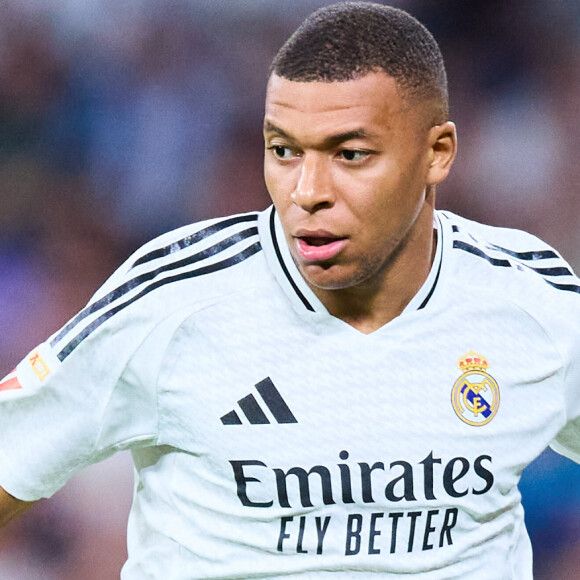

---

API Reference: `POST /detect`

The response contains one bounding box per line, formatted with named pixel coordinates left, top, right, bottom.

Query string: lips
left=294, top=230, right=347, bottom=262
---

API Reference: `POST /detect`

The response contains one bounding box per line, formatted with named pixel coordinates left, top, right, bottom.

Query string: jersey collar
left=258, top=205, right=444, bottom=317
left=402, top=211, right=444, bottom=314
left=258, top=206, right=322, bottom=314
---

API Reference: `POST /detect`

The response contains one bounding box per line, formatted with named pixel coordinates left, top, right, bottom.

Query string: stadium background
left=0, top=0, right=579, bottom=577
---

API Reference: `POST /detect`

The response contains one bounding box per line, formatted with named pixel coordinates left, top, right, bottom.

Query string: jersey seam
left=118, top=279, right=270, bottom=453
left=91, top=326, right=162, bottom=456
left=496, top=297, right=568, bottom=417
left=88, top=295, right=236, bottom=455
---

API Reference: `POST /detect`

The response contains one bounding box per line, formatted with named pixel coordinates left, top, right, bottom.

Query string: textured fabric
left=1, top=207, right=579, bottom=578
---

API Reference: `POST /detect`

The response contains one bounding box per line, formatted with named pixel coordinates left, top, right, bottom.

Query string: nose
left=291, top=154, right=334, bottom=213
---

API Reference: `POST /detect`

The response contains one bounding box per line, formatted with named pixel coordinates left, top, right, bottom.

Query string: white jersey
left=1, top=207, right=580, bottom=579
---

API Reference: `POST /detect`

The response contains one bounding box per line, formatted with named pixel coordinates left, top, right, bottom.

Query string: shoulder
left=49, top=212, right=265, bottom=363
left=94, top=211, right=262, bottom=300
left=442, top=210, right=568, bottom=260
left=438, top=209, right=580, bottom=353
left=440, top=210, right=580, bottom=297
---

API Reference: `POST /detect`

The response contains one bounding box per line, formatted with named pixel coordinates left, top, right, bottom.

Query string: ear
left=426, top=121, right=457, bottom=186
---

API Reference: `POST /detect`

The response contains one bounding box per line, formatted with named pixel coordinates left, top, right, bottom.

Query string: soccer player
left=1, top=2, right=579, bottom=578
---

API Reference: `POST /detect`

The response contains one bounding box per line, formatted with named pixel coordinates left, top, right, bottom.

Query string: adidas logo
left=221, top=377, right=297, bottom=425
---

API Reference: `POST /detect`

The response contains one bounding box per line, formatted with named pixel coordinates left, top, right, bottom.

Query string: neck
left=312, top=205, right=437, bottom=334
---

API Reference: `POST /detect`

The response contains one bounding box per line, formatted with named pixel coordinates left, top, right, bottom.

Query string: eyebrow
left=263, top=122, right=376, bottom=147
left=263, top=122, right=293, bottom=140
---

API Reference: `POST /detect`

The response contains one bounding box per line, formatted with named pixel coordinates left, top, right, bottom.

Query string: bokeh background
left=0, top=0, right=579, bottom=577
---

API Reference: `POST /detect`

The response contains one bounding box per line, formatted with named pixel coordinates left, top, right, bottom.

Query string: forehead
left=264, top=73, right=410, bottom=141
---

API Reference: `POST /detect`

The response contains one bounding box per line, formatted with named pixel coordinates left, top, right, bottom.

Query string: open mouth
left=295, top=236, right=347, bottom=262
left=301, top=236, right=339, bottom=247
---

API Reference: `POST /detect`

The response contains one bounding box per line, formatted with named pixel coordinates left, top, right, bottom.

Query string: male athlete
left=1, top=3, right=579, bottom=578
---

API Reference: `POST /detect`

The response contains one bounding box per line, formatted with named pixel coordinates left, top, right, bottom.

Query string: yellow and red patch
left=27, top=350, right=50, bottom=381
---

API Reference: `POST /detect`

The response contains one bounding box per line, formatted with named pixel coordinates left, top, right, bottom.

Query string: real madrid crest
left=451, top=351, right=499, bottom=426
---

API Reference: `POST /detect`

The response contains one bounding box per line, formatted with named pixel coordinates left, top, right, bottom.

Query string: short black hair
left=270, top=2, right=449, bottom=124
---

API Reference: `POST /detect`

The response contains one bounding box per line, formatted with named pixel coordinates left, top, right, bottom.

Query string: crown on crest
left=457, top=350, right=489, bottom=372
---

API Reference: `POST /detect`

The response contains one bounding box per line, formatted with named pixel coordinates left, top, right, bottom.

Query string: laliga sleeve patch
left=0, top=350, right=51, bottom=396
left=27, top=350, right=50, bottom=381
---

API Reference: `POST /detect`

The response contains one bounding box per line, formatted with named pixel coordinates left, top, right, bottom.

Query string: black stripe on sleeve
left=493, top=248, right=560, bottom=261
left=453, top=240, right=580, bottom=294
left=451, top=225, right=559, bottom=261
left=546, top=280, right=580, bottom=294
left=131, top=213, right=258, bottom=268
left=528, top=266, right=573, bottom=277
left=56, top=242, right=262, bottom=361
left=51, top=227, right=258, bottom=348
left=453, top=241, right=512, bottom=267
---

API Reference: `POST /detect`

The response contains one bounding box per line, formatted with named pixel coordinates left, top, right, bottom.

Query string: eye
left=270, top=145, right=294, bottom=160
left=340, top=150, right=369, bottom=162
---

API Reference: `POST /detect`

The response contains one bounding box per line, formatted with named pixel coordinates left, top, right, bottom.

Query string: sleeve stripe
left=130, top=213, right=258, bottom=268
left=51, top=224, right=259, bottom=348
left=453, top=240, right=580, bottom=294
left=453, top=241, right=511, bottom=267
left=451, top=225, right=560, bottom=261
left=545, top=280, right=580, bottom=294
left=56, top=241, right=262, bottom=361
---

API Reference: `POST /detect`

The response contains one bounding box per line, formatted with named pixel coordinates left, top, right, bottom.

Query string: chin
left=301, top=264, right=363, bottom=291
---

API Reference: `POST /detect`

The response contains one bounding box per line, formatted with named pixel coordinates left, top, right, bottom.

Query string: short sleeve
left=0, top=215, right=253, bottom=501
left=549, top=289, right=580, bottom=463
left=0, top=252, right=179, bottom=500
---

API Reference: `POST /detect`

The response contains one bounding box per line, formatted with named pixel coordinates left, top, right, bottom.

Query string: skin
left=0, top=486, right=33, bottom=528
left=0, top=72, right=457, bottom=527
left=264, top=72, right=457, bottom=333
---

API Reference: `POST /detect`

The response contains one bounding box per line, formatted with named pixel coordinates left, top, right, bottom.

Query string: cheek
left=264, top=162, right=281, bottom=205
left=264, top=161, right=290, bottom=206
left=341, top=175, right=398, bottom=221
left=347, top=179, right=425, bottom=243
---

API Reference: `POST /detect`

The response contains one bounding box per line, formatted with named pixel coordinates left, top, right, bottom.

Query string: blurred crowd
left=0, top=0, right=579, bottom=578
